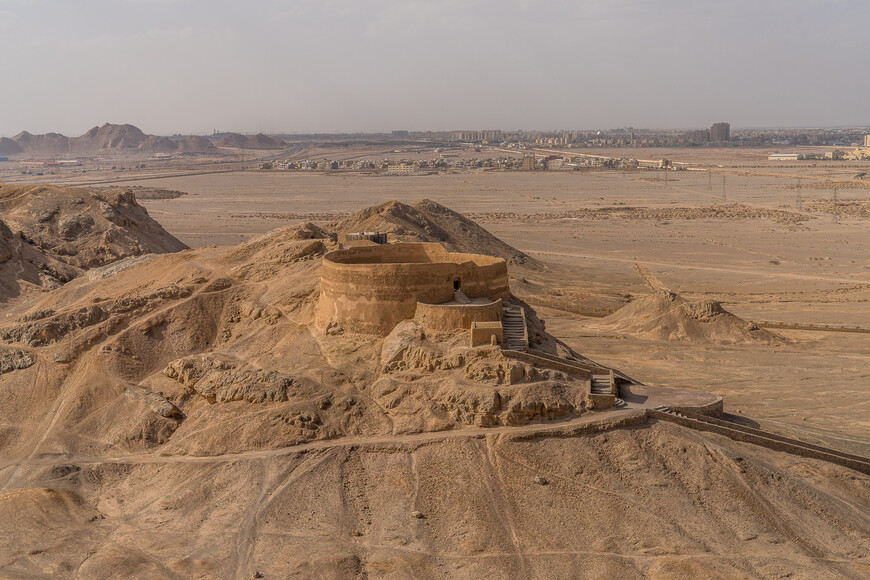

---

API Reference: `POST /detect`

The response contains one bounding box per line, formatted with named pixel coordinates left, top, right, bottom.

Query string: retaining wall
left=415, top=300, right=503, bottom=332
left=650, top=410, right=870, bottom=474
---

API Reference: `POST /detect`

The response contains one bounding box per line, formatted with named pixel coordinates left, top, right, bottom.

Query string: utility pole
left=707, top=168, right=713, bottom=191
left=796, top=177, right=802, bottom=210
left=833, top=187, right=839, bottom=223
left=722, top=175, right=727, bottom=201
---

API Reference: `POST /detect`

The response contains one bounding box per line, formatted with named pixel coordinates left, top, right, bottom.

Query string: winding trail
left=0, top=410, right=645, bottom=474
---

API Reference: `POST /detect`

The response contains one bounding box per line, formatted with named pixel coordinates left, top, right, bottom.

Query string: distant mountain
left=0, top=138, right=22, bottom=156
left=72, top=123, right=149, bottom=150
left=5, top=124, right=216, bottom=156
left=175, top=135, right=215, bottom=152
left=216, top=133, right=287, bottom=149
left=12, top=131, right=70, bottom=155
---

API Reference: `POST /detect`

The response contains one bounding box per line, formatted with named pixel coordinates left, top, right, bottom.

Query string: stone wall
left=649, top=410, right=870, bottom=474
left=317, top=243, right=511, bottom=335
left=415, top=300, right=503, bottom=332
left=470, top=321, right=504, bottom=346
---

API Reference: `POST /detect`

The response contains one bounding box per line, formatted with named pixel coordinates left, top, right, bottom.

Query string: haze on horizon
left=1, top=0, right=868, bottom=137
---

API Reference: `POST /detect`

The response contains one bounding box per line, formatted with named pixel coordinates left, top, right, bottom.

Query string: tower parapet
left=316, top=242, right=510, bottom=335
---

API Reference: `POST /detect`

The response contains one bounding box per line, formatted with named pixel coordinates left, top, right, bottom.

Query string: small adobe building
left=316, top=242, right=511, bottom=336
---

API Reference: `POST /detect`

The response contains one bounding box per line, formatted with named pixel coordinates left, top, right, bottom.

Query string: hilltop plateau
left=0, top=196, right=866, bottom=579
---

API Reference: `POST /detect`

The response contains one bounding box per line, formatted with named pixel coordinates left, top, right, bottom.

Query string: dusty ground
left=0, top=147, right=868, bottom=578
left=106, top=164, right=870, bottom=443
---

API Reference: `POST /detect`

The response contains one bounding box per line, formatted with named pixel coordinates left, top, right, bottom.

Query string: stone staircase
left=454, top=290, right=471, bottom=304
left=591, top=374, right=612, bottom=395
left=651, top=407, right=870, bottom=475
left=501, top=306, right=527, bottom=351
left=500, top=348, right=618, bottom=409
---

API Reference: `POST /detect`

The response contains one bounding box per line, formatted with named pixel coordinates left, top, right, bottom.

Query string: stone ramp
left=651, top=407, right=870, bottom=475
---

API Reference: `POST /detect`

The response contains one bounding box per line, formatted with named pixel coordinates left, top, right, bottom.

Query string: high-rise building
left=687, top=129, right=710, bottom=145
left=864, top=135, right=870, bottom=147
left=522, top=155, right=536, bottom=171
left=710, top=122, right=730, bottom=142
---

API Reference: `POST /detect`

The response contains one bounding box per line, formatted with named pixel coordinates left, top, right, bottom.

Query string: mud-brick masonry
left=317, top=243, right=510, bottom=335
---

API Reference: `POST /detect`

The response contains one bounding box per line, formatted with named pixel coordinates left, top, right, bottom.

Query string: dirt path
left=0, top=410, right=646, bottom=472
left=529, top=250, right=870, bottom=286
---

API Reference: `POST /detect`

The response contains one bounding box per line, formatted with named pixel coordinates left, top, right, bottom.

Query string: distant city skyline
left=1, top=0, right=869, bottom=136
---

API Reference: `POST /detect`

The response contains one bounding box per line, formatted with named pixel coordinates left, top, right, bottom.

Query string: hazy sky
left=1, top=0, right=868, bottom=136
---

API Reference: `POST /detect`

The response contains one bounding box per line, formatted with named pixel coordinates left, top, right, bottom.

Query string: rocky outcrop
left=123, top=387, right=183, bottom=419
left=0, top=305, right=108, bottom=346
left=681, top=299, right=727, bottom=321
left=1, top=284, right=195, bottom=347
left=163, top=355, right=301, bottom=404
left=375, top=320, right=588, bottom=428
left=0, top=348, right=35, bottom=374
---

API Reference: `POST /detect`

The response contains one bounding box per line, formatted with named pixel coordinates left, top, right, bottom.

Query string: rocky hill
left=0, top=137, right=22, bottom=156
left=4, top=124, right=216, bottom=156
left=596, top=290, right=779, bottom=344
left=0, top=200, right=865, bottom=578
left=0, top=217, right=78, bottom=304
left=328, top=199, right=537, bottom=266
left=216, top=132, right=287, bottom=149
left=72, top=123, right=150, bottom=150
left=11, top=131, right=71, bottom=155
left=0, top=183, right=187, bottom=302
left=174, top=134, right=215, bottom=152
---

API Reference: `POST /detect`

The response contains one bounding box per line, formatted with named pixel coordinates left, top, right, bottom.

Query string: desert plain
left=112, top=151, right=870, bottom=443
left=0, top=143, right=868, bottom=578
